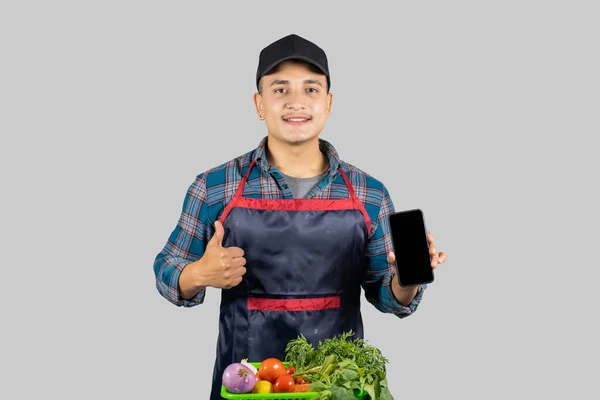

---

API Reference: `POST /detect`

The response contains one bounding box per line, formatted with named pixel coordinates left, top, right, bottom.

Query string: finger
left=427, top=230, right=434, bottom=243
left=431, top=253, right=439, bottom=268
left=228, top=246, right=245, bottom=258
left=429, top=245, right=437, bottom=256
left=387, top=251, right=396, bottom=264
left=225, top=266, right=246, bottom=281
left=233, top=257, right=247, bottom=268
left=432, top=250, right=441, bottom=266
left=210, top=220, right=224, bottom=247
left=438, top=252, right=447, bottom=264
left=230, top=276, right=243, bottom=288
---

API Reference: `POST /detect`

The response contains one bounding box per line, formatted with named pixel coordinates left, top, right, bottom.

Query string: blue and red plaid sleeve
left=153, top=173, right=216, bottom=307
left=361, top=181, right=427, bottom=318
left=153, top=159, right=247, bottom=307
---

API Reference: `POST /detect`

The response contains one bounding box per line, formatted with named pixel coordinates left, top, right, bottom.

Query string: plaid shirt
left=153, top=136, right=426, bottom=318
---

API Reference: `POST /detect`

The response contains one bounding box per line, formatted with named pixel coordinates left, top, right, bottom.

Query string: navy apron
left=209, top=159, right=372, bottom=399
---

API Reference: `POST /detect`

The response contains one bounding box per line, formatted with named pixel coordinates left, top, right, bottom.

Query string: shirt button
left=282, top=184, right=289, bottom=189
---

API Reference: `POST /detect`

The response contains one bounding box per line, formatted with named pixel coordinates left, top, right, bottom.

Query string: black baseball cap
left=256, top=34, right=330, bottom=91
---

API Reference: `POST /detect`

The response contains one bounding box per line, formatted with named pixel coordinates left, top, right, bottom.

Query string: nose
left=285, top=92, right=306, bottom=110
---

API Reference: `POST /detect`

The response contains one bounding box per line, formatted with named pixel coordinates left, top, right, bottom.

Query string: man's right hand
left=179, top=220, right=247, bottom=298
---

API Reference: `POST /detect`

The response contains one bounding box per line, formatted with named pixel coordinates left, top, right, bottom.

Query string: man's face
left=254, top=61, right=332, bottom=146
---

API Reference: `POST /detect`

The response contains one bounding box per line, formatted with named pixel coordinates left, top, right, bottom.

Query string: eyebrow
left=270, top=79, right=323, bottom=87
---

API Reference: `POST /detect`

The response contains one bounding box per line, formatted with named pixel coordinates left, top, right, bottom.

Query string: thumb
left=209, top=220, right=224, bottom=247
left=387, top=251, right=396, bottom=264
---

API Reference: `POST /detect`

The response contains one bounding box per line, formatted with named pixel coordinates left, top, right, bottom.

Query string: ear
left=253, top=92, right=263, bottom=118
left=326, top=92, right=333, bottom=115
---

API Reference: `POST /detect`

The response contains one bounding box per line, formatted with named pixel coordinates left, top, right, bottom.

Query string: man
left=153, top=34, right=447, bottom=399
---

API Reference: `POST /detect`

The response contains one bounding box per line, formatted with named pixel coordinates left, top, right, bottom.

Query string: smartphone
left=388, top=209, right=434, bottom=287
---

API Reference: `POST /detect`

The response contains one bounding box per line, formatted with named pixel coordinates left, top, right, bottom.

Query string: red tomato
left=273, top=374, right=296, bottom=393
left=286, top=366, right=295, bottom=375
left=294, top=383, right=310, bottom=392
left=258, top=358, right=286, bottom=384
left=255, top=372, right=261, bottom=381
left=295, top=376, right=306, bottom=385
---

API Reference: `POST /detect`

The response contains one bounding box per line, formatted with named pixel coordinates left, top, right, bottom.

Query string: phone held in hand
left=388, top=209, right=434, bottom=287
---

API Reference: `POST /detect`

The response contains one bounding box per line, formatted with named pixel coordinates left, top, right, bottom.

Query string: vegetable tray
left=220, top=362, right=369, bottom=399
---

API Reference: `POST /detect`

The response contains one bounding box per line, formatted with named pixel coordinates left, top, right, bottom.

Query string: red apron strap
left=338, top=167, right=356, bottom=199
left=234, top=159, right=256, bottom=198
left=338, top=166, right=372, bottom=235
left=218, top=159, right=256, bottom=224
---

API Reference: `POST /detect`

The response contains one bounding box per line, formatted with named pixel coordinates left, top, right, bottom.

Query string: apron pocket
left=246, top=295, right=342, bottom=362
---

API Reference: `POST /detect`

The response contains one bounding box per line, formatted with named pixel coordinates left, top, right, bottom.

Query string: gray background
left=1, top=1, right=598, bottom=399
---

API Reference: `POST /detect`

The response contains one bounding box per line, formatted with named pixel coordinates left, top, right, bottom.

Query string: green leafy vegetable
left=330, top=384, right=359, bottom=400
left=284, top=333, right=314, bottom=371
left=283, top=330, right=394, bottom=400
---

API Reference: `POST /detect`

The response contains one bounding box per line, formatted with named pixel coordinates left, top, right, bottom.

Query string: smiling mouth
left=283, top=116, right=312, bottom=124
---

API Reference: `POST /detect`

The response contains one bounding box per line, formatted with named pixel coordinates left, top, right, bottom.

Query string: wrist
left=179, top=260, right=205, bottom=299
left=391, top=274, right=418, bottom=306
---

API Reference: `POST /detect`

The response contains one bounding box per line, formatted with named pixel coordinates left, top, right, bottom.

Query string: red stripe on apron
left=247, top=296, right=341, bottom=311
left=217, top=159, right=372, bottom=234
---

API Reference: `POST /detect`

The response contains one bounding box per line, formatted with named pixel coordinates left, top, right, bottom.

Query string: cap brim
left=257, top=55, right=330, bottom=86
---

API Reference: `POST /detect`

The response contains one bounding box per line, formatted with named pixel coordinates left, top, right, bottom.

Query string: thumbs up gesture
left=179, top=221, right=247, bottom=296
left=201, top=220, right=247, bottom=289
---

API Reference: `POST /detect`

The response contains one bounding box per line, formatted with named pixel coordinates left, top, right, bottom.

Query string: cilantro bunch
left=284, top=331, right=394, bottom=400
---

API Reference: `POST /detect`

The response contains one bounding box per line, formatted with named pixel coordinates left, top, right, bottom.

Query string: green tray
left=220, top=362, right=369, bottom=399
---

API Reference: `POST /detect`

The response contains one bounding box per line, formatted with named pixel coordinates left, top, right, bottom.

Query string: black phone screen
left=388, top=209, right=434, bottom=287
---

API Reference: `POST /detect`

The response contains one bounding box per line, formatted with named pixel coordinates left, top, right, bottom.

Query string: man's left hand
left=387, top=230, right=447, bottom=305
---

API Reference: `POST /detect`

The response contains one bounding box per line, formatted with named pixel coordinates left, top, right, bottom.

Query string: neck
left=265, top=136, right=329, bottom=178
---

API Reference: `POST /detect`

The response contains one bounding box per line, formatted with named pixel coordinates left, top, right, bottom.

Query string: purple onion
left=222, top=363, right=257, bottom=393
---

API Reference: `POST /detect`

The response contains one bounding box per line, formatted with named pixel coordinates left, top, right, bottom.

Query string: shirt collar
left=252, top=135, right=342, bottom=176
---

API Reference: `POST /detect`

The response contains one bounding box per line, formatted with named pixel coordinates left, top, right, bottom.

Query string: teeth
left=286, top=118, right=308, bottom=122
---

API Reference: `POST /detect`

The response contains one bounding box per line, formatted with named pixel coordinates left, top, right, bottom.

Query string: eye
left=306, top=87, right=319, bottom=94
left=274, top=88, right=287, bottom=94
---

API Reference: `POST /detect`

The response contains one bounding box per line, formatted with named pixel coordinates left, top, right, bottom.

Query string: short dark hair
left=257, top=60, right=329, bottom=93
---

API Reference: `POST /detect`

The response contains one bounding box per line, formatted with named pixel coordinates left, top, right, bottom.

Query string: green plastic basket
left=220, top=362, right=369, bottom=400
